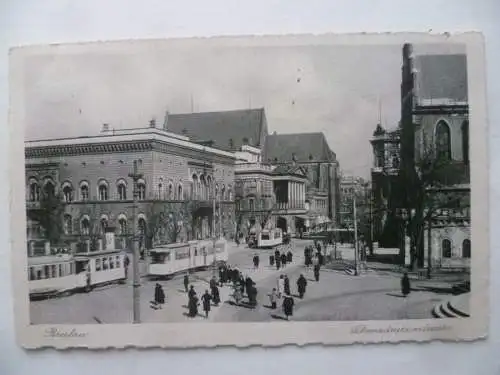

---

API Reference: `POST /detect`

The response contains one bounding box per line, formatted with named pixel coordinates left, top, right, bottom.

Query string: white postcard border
left=9, top=32, right=489, bottom=349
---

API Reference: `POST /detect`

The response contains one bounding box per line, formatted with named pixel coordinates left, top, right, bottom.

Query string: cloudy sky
left=23, top=41, right=465, bottom=178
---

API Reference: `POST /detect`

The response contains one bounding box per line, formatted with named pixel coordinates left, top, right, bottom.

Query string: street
left=30, top=239, right=445, bottom=324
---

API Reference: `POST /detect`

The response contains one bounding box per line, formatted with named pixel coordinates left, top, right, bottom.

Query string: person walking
left=286, top=250, right=293, bottom=264
left=284, top=275, right=290, bottom=296
left=153, top=283, right=165, bottom=309
left=297, top=274, right=307, bottom=299
left=401, top=272, right=411, bottom=297
left=269, top=254, right=275, bottom=267
left=253, top=254, right=260, bottom=269
left=268, top=288, right=278, bottom=309
left=188, top=285, right=196, bottom=299
left=210, top=276, right=217, bottom=291
left=188, top=291, right=199, bottom=317
left=277, top=275, right=285, bottom=298
left=282, top=293, right=295, bottom=320
left=211, top=284, right=221, bottom=306
left=274, top=249, right=281, bottom=270
left=201, top=290, right=212, bottom=318
left=281, top=252, right=287, bottom=267
left=183, top=273, right=189, bottom=293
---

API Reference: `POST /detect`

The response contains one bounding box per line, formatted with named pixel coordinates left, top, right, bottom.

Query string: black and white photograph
left=9, top=33, right=489, bottom=348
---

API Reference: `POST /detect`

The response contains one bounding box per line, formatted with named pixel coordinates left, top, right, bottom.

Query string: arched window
left=192, top=174, right=198, bottom=199
left=462, top=120, right=469, bottom=164
left=221, top=185, right=226, bottom=201
left=178, top=184, right=183, bottom=200
left=80, top=181, right=89, bottom=201
left=436, top=121, right=451, bottom=160
left=98, top=180, right=109, bottom=201
left=228, top=187, right=233, bottom=201
left=62, top=182, right=73, bottom=203
left=117, top=180, right=127, bottom=200
left=43, top=180, right=55, bottom=198
left=442, top=239, right=452, bottom=258
left=80, top=217, right=90, bottom=235
left=137, top=180, right=146, bottom=200
left=215, top=184, right=219, bottom=200
left=100, top=216, right=108, bottom=234
left=63, top=214, right=72, bottom=235
left=29, top=180, right=40, bottom=201
left=249, top=198, right=255, bottom=211
left=200, top=175, right=207, bottom=200
left=118, top=216, right=127, bottom=235
left=462, top=239, right=471, bottom=258
left=168, top=183, right=173, bottom=200
left=158, top=177, right=164, bottom=200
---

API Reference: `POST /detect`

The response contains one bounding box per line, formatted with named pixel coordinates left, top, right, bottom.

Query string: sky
left=22, top=41, right=466, bottom=179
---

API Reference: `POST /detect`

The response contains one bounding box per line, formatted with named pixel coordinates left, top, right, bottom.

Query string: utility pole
left=353, top=194, right=359, bottom=276
left=426, top=213, right=432, bottom=279
left=128, top=160, right=143, bottom=324
left=212, top=181, right=217, bottom=277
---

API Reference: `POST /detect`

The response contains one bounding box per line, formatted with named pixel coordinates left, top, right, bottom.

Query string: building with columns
left=25, top=118, right=237, bottom=257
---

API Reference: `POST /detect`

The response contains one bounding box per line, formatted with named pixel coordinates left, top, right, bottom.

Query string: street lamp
left=128, top=160, right=143, bottom=324
left=353, top=194, right=359, bottom=276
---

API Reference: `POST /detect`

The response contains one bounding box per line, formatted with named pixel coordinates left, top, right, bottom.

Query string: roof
left=414, top=54, right=468, bottom=103
left=272, top=164, right=308, bottom=178
left=262, top=132, right=336, bottom=163
left=166, top=108, right=268, bottom=152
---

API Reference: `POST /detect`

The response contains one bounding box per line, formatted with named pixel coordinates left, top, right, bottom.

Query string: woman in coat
left=286, top=250, right=293, bottom=263
left=297, top=274, right=307, bottom=299
left=282, top=293, right=295, bottom=320
left=201, top=290, right=212, bottom=318
left=268, top=288, right=278, bottom=309
left=401, top=272, right=411, bottom=297
left=154, top=283, right=165, bottom=308
left=284, top=275, right=290, bottom=296
left=188, top=293, right=199, bottom=317
left=211, top=284, right=221, bottom=306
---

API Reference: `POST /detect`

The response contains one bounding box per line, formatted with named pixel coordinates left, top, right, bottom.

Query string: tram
left=148, top=239, right=228, bottom=277
left=28, top=247, right=127, bottom=298
left=248, top=228, right=283, bottom=249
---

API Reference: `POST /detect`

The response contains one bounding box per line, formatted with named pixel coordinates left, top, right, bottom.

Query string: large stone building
left=338, top=175, right=368, bottom=232
left=262, top=132, right=340, bottom=233
left=26, top=119, right=237, bottom=256
left=398, top=43, right=470, bottom=269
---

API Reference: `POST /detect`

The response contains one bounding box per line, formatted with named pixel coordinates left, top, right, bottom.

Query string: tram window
left=58, top=264, right=63, bottom=277
left=29, top=267, right=35, bottom=281
left=51, top=265, right=57, bottom=278
left=44, top=265, right=49, bottom=279
left=262, top=234, right=270, bottom=240
left=37, top=269, right=42, bottom=280
left=96, top=259, right=101, bottom=271
left=115, top=255, right=121, bottom=268
left=109, top=257, right=114, bottom=269
left=103, top=258, right=109, bottom=270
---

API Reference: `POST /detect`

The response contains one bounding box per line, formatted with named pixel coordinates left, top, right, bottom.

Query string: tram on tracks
left=148, top=239, right=228, bottom=277
left=28, top=243, right=127, bottom=299
left=248, top=228, right=283, bottom=249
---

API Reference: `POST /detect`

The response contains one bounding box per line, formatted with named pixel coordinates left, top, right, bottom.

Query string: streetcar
left=148, top=239, right=228, bottom=277
left=28, top=247, right=127, bottom=299
left=248, top=228, right=283, bottom=249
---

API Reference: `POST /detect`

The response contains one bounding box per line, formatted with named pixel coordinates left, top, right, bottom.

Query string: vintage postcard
left=9, top=33, right=489, bottom=349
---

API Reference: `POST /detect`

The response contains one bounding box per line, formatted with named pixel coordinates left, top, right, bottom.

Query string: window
left=109, top=256, right=114, bottom=269
left=103, top=257, right=109, bottom=270
left=462, top=120, right=469, bottom=164
left=62, top=184, right=73, bottom=202
left=117, top=182, right=127, bottom=200
left=115, top=255, right=121, bottom=268
left=436, top=121, right=451, bottom=160
left=29, top=181, right=40, bottom=201
left=100, top=217, right=108, bottom=234
left=118, top=218, right=127, bottom=235
left=228, top=188, right=233, bottom=201
left=138, top=218, right=147, bottom=238
left=168, top=184, right=173, bottom=200
left=249, top=198, right=255, bottom=211
left=63, top=215, right=72, bottom=235
left=442, top=239, right=452, bottom=258
left=221, top=186, right=226, bottom=201
left=98, top=181, right=109, bottom=201
left=178, top=184, right=183, bottom=200
left=462, top=239, right=471, bottom=258
left=81, top=217, right=90, bottom=235
left=80, top=182, right=89, bottom=201
left=95, top=259, right=101, bottom=271
left=137, top=181, right=146, bottom=200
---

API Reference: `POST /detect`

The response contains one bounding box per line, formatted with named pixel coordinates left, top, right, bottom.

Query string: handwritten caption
left=351, top=324, right=452, bottom=335
left=44, top=328, right=88, bottom=338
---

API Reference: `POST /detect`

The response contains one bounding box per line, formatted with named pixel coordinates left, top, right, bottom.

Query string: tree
left=36, top=187, right=65, bottom=245
left=398, top=143, right=470, bottom=270
left=78, top=203, right=106, bottom=252
left=143, top=201, right=193, bottom=247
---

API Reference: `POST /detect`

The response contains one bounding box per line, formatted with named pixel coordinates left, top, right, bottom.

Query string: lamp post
left=128, top=160, right=143, bottom=324
left=353, top=194, right=359, bottom=276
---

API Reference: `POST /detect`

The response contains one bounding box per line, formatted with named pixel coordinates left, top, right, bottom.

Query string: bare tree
left=143, top=201, right=193, bottom=247
left=77, top=203, right=106, bottom=252
left=36, top=187, right=65, bottom=245
left=399, top=143, right=469, bottom=270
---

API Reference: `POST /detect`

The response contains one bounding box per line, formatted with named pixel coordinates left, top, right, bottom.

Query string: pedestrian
left=210, top=276, right=217, bottom=291
left=239, top=275, right=245, bottom=295
left=277, top=275, right=285, bottom=298
left=248, top=285, right=258, bottom=307
left=268, top=288, right=278, bottom=309
left=152, top=283, right=165, bottom=309
left=401, top=272, right=411, bottom=297
left=284, top=275, right=290, bottom=296
left=286, top=250, right=293, bottom=263
left=275, top=255, right=281, bottom=270
left=188, top=285, right=196, bottom=299
left=188, top=292, right=199, bottom=317
left=253, top=254, right=260, bottom=269
left=281, top=252, right=287, bottom=267
left=313, top=264, right=320, bottom=282
left=183, top=274, right=189, bottom=293
left=269, top=254, right=275, bottom=267
left=297, top=274, right=307, bottom=299
left=233, top=283, right=242, bottom=305
left=245, top=276, right=253, bottom=296
left=201, top=290, right=212, bottom=318
left=218, top=267, right=224, bottom=285
left=282, top=293, right=295, bottom=320
left=211, top=284, right=221, bottom=306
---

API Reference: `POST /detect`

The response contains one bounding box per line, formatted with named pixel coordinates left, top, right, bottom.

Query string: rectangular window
left=103, top=257, right=109, bottom=270
left=95, top=259, right=101, bottom=272
left=44, top=265, right=50, bottom=279
left=109, top=257, right=114, bottom=269
left=58, top=264, right=63, bottom=277
left=115, top=255, right=121, bottom=268
left=51, top=265, right=57, bottom=278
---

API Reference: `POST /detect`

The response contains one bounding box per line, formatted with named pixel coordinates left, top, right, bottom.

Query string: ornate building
left=338, top=175, right=367, bottom=230
left=399, top=43, right=470, bottom=269
left=25, top=119, right=236, bottom=256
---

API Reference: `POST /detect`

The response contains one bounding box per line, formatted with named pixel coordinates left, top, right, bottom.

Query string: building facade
left=399, top=43, right=470, bottom=269
left=26, top=121, right=237, bottom=256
